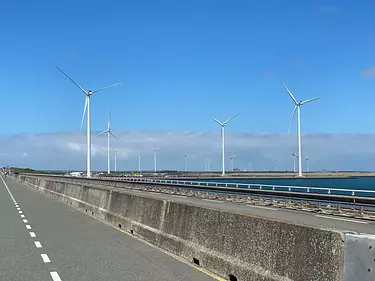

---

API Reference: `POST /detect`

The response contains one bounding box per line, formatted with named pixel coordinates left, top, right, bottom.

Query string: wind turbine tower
left=94, top=110, right=121, bottom=174
left=57, top=67, right=121, bottom=178
left=153, top=148, right=158, bottom=172
left=138, top=154, right=141, bottom=173
left=206, top=158, right=212, bottom=172
left=283, top=82, right=320, bottom=177
left=208, top=113, right=239, bottom=176
left=230, top=153, right=236, bottom=172
left=292, top=152, right=298, bottom=173
left=306, top=156, right=309, bottom=173
left=184, top=154, right=188, bottom=172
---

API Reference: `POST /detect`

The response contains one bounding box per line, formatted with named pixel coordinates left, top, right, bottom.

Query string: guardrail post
left=288, top=187, right=291, bottom=192
left=307, top=188, right=310, bottom=193
left=360, top=206, right=364, bottom=216
left=338, top=204, right=341, bottom=213
left=328, top=189, right=331, bottom=194
left=260, top=185, right=262, bottom=190
left=272, top=186, right=275, bottom=191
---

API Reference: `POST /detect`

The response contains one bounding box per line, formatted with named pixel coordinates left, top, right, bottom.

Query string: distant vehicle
left=70, top=172, right=83, bottom=177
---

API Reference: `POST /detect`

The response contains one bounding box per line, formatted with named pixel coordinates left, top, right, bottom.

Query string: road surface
left=0, top=175, right=217, bottom=281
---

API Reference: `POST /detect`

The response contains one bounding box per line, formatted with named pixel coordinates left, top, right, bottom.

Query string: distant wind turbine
left=57, top=67, right=121, bottom=178
left=153, top=148, right=159, bottom=172
left=138, top=154, right=141, bottom=173
left=206, top=158, right=212, bottom=172
left=112, top=147, right=126, bottom=173
left=248, top=161, right=252, bottom=172
left=94, top=110, right=121, bottom=174
left=306, top=156, right=309, bottom=172
left=184, top=154, right=188, bottom=172
left=208, top=113, right=239, bottom=176
left=292, top=152, right=298, bottom=173
left=230, top=153, right=236, bottom=172
left=283, top=82, right=320, bottom=177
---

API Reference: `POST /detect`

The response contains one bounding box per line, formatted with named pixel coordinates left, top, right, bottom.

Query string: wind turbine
left=248, top=161, right=252, bottom=172
left=112, top=147, right=125, bottom=173
left=208, top=113, right=239, bottom=176
left=138, top=154, right=141, bottom=173
left=283, top=82, right=320, bottom=177
left=292, top=152, right=298, bottom=173
left=57, top=67, right=121, bottom=178
left=153, top=148, right=159, bottom=172
left=184, top=154, right=188, bottom=172
left=94, top=110, right=121, bottom=174
left=206, top=158, right=212, bottom=172
left=306, top=156, right=309, bottom=173
left=230, top=153, right=236, bottom=172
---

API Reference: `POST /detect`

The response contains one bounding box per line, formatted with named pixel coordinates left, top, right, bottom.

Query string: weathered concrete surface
left=17, top=175, right=347, bottom=281
left=343, top=234, right=375, bottom=281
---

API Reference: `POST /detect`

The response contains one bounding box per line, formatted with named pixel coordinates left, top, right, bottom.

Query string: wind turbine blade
left=109, top=131, right=121, bottom=141
left=80, top=98, right=88, bottom=132
left=93, top=130, right=107, bottom=138
left=208, top=114, right=223, bottom=126
left=91, top=82, right=122, bottom=94
left=282, top=81, right=298, bottom=105
left=223, top=112, right=240, bottom=125
left=56, top=67, right=87, bottom=95
left=301, top=97, right=321, bottom=105
left=288, top=105, right=297, bottom=135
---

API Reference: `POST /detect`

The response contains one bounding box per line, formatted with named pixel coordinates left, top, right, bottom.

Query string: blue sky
left=1, top=1, right=375, bottom=171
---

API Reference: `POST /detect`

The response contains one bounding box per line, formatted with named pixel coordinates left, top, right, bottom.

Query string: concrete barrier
left=16, top=174, right=375, bottom=281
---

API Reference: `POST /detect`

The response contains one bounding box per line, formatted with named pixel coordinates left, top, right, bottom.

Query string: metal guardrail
left=17, top=173, right=375, bottom=207
left=101, top=176, right=375, bottom=197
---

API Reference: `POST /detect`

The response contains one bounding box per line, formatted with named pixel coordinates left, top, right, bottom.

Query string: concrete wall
left=17, top=174, right=371, bottom=281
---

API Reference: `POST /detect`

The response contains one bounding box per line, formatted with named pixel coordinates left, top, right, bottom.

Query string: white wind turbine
left=292, top=152, right=298, bottom=173
left=94, top=110, right=121, bottom=174
left=306, top=156, right=309, bottom=173
left=209, top=113, right=239, bottom=176
left=206, top=158, right=212, bottom=172
left=112, top=147, right=126, bottom=173
left=153, top=148, right=159, bottom=172
left=57, top=67, right=121, bottom=178
left=184, top=154, right=188, bottom=172
left=230, top=153, right=236, bottom=172
left=138, top=154, right=141, bottom=173
left=283, top=82, right=320, bottom=177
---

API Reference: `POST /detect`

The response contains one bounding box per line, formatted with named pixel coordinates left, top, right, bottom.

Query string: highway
left=0, top=175, right=218, bottom=281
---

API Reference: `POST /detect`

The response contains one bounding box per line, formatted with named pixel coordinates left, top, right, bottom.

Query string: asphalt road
left=0, top=175, right=217, bottom=281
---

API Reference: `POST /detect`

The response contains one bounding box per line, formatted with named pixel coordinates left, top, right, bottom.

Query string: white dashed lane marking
left=41, top=254, right=51, bottom=263
left=50, top=271, right=62, bottom=281
left=1, top=176, right=63, bottom=279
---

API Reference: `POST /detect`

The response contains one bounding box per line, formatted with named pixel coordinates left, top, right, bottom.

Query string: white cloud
left=0, top=131, right=375, bottom=172
left=362, top=65, right=375, bottom=77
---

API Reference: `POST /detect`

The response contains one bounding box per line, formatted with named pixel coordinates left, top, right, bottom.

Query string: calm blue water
left=190, top=177, right=375, bottom=197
